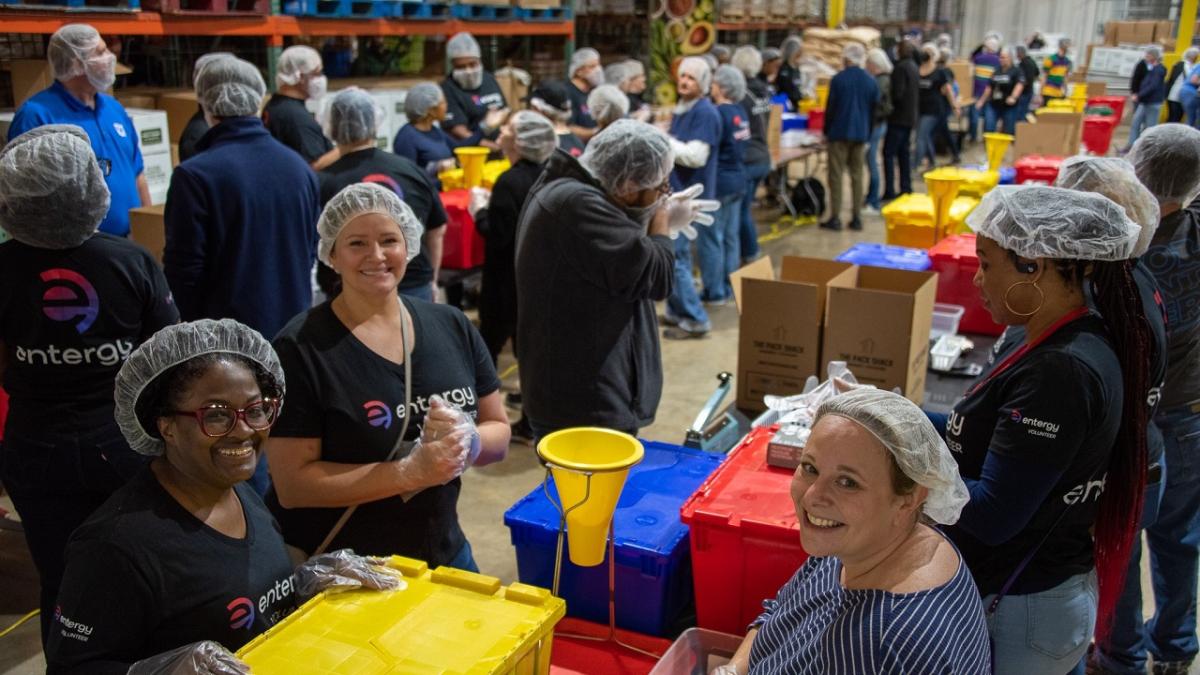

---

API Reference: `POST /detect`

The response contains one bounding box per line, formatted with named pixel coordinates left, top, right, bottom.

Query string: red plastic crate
left=549, top=618, right=671, bottom=675
left=929, top=234, right=1004, bottom=336
left=679, top=426, right=807, bottom=636
left=1082, top=116, right=1117, bottom=156
left=807, top=108, right=825, bottom=133
left=439, top=189, right=486, bottom=270
left=1014, top=154, right=1063, bottom=185
left=1087, top=95, right=1126, bottom=122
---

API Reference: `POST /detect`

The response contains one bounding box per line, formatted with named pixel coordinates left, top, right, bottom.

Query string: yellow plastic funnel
left=454, top=146, right=490, bottom=189
left=537, top=428, right=644, bottom=567
left=924, top=168, right=964, bottom=243
left=983, top=132, right=1014, bottom=172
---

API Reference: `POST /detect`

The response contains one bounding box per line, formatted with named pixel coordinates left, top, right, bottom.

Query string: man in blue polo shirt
left=7, top=23, right=148, bottom=237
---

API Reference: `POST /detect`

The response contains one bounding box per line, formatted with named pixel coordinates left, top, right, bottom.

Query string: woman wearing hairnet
left=440, top=32, right=509, bottom=147
left=732, top=46, right=772, bottom=264
left=0, top=126, right=179, bottom=645
left=392, top=82, right=505, bottom=186
left=265, top=183, right=510, bottom=570
left=940, top=186, right=1153, bottom=673
left=46, top=319, right=400, bottom=673
left=718, top=389, right=989, bottom=674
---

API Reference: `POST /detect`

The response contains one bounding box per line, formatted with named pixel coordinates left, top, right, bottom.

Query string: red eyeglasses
left=171, top=398, right=280, bottom=438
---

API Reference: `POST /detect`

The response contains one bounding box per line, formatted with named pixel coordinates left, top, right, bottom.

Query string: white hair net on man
left=447, top=32, right=481, bottom=60
left=713, top=64, right=746, bottom=102
left=815, top=388, right=970, bottom=525
left=1127, top=123, right=1200, bottom=206
left=1055, top=156, right=1160, bottom=257
left=195, top=56, right=266, bottom=118
left=587, top=84, right=630, bottom=128
left=843, top=43, right=867, bottom=67
left=324, top=87, right=381, bottom=146
left=867, top=47, right=894, bottom=74
left=579, top=119, right=673, bottom=196
left=404, top=82, right=444, bottom=122
left=678, top=56, right=713, bottom=93
left=966, top=185, right=1141, bottom=262
left=509, top=110, right=557, bottom=163
left=604, top=61, right=630, bottom=86
left=317, top=182, right=423, bottom=266
left=193, top=51, right=235, bottom=88
left=570, top=47, right=600, bottom=77
left=276, top=45, right=322, bottom=87
left=0, top=125, right=109, bottom=249
left=47, top=24, right=103, bottom=81
left=113, top=319, right=286, bottom=457
left=731, top=46, right=763, bottom=79
left=782, top=36, right=803, bottom=64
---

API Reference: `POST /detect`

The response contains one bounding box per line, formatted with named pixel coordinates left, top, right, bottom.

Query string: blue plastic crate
left=516, top=4, right=571, bottom=20
left=836, top=243, right=932, bottom=271
left=4, top=0, right=139, bottom=8
left=391, top=0, right=450, bottom=18
left=999, top=166, right=1016, bottom=185
left=452, top=2, right=515, bottom=20
left=781, top=112, right=806, bottom=131
left=281, top=0, right=385, bottom=16
left=504, top=440, right=724, bottom=637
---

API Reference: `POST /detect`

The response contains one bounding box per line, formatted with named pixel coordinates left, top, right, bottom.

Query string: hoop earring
left=1003, top=280, right=1045, bottom=317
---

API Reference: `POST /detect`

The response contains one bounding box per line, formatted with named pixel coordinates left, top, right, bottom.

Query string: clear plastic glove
left=468, top=187, right=491, bottom=219
left=396, top=427, right=469, bottom=494
left=294, top=549, right=405, bottom=600
left=421, top=395, right=482, bottom=466
left=664, top=184, right=721, bottom=240
left=127, top=641, right=249, bottom=675
left=436, top=158, right=458, bottom=173
left=483, top=107, right=510, bottom=133
left=711, top=666, right=740, bottom=675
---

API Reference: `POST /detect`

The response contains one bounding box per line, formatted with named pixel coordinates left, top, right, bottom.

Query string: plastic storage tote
left=505, top=441, right=724, bottom=636
left=1087, top=95, right=1126, bottom=121
left=440, top=189, right=487, bottom=270
left=549, top=618, right=671, bottom=675
left=807, top=108, right=825, bottom=133
left=1014, top=155, right=1063, bottom=185
left=1082, top=115, right=1117, bottom=155
left=881, top=193, right=980, bottom=248
left=236, top=556, right=565, bottom=674
left=680, top=426, right=808, bottom=635
left=648, top=628, right=744, bottom=675
left=835, top=242, right=932, bottom=271
left=928, top=233, right=1005, bottom=336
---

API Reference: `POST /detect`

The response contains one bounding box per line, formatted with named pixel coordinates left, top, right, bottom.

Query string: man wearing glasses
left=7, top=23, right=150, bottom=237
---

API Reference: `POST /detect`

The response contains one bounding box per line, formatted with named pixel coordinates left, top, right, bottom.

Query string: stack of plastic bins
left=928, top=233, right=1005, bottom=336
left=439, top=190, right=487, bottom=269
left=1014, top=155, right=1064, bottom=185
left=881, top=194, right=980, bottom=248
left=680, top=426, right=808, bottom=636
left=834, top=242, right=932, bottom=271
left=1082, top=116, right=1117, bottom=155
left=505, top=441, right=724, bottom=636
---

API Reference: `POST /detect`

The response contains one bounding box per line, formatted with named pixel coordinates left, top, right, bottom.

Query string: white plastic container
left=649, top=628, right=744, bottom=675
left=931, top=302, right=965, bottom=339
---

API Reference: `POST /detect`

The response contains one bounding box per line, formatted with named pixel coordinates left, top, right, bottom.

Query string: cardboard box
left=1014, top=114, right=1081, bottom=158
left=1154, top=20, right=1175, bottom=43
left=127, top=108, right=171, bottom=157
left=766, top=103, right=783, bottom=161
left=949, top=60, right=973, bottom=103
left=7, top=60, right=52, bottom=108
left=1104, top=21, right=1119, bottom=46
left=128, top=204, right=166, bottom=263
left=495, top=68, right=530, bottom=112
left=767, top=425, right=809, bottom=470
left=141, top=150, right=173, bottom=206
left=1117, top=21, right=1155, bottom=45
left=1086, top=81, right=1107, bottom=97
left=729, top=256, right=857, bottom=412
left=822, top=267, right=937, bottom=404
left=155, top=90, right=199, bottom=144
left=117, top=94, right=158, bottom=109
left=1036, top=111, right=1083, bottom=154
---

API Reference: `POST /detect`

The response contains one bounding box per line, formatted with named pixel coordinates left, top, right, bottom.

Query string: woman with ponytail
left=942, top=185, right=1151, bottom=674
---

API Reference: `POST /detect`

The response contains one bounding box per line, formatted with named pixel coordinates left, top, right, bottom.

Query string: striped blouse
left=748, top=542, right=992, bottom=674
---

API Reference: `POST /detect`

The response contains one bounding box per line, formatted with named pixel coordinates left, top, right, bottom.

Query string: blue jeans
left=984, top=571, right=1098, bottom=675
left=400, top=282, right=435, bottom=303
left=1016, top=92, right=1033, bottom=124
left=445, top=540, right=480, bottom=573
left=666, top=236, right=710, bottom=331
left=696, top=194, right=743, bottom=302
left=882, top=124, right=912, bottom=196
left=1129, top=102, right=1163, bottom=147
left=865, top=123, right=886, bottom=209
left=968, top=102, right=981, bottom=141
left=1187, top=95, right=1200, bottom=127
left=740, top=162, right=771, bottom=262
left=913, top=114, right=939, bottom=170
left=984, top=104, right=1018, bottom=134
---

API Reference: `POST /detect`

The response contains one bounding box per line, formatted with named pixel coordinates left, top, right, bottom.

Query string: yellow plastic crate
left=883, top=193, right=981, bottom=249
left=237, top=556, right=565, bottom=675
left=439, top=159, right=511, bottom=191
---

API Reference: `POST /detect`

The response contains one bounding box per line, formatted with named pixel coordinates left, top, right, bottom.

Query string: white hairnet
left=713, top=64, right=746, bottom=102
left=447, top=32, right=481, bottom=60
left=276, top=45, right=322, bottom=87
left=586, top=84, right=629, bottom=128
left=731, top=46, right=763, bottom=79
left=404, top=82, right=444, bottom=121
left=604, top=61, right=629, bottom=86
left=113, top=319, right=286, bottom=457
left=762, top=47, right=782, bottom=62
left=866, top=47, right=893, bottom=74
left=966, top=185, right=1141, bottom=262
left=580, top=119, right=673, bottom=196
left=1185, top=46, right=1200, bottom=63
left=193, top=51, right=235, bottom=88
left=510, top=110, right=557, bottom=163
left=983, top=36, right=1000, bottom=52
left=195, top=57, right=266, bottom=118
left=843, top=43, right=867, bottom=67
left=318, top=182, right=423, bottom=266
left=1055, top=156, right=1160, bottom=257
left=0, top=125, right=108, bottom=249
left=1128, top=124, right=1200, bottom=206
left=816, top=388, right=969, bottom=525
left=1145, top=45, right=1163, bottom=60
left=325, top=87, right=380, bottom=146
left=47, top=24, right=101, bottom=81
left=782, top=36, right=803, bottom=64
left=622, top=59, right=645, bottom=78
left=700, top=54, right=719, bottom=73
left=678, top=56, right=712, bottom=93
left=570, top=47, right=600, bottom=78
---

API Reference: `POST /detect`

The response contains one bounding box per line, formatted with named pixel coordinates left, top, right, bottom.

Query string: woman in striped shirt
left=720, top=389, right=991, bottom=674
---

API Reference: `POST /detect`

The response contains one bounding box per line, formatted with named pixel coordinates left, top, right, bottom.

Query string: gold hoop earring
left=1003, top=280, right=1045, bottom=317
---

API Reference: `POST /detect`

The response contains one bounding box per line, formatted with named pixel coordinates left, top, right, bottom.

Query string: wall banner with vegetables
left=649, top=0, right=716, bottom=106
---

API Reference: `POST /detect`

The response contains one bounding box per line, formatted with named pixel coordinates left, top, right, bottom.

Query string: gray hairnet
left=815, top=388, right=970, bottom=525
left=47, top=24, right=101, bottom=81
left=318, top=182, right=423, bottom=266
left=843, top=43, right=867, bottom=67
left=782, top=36, right=803, bottom=64
left=1128, top=124, right=1200, bottom=206
left=579, top=119, right=673, bottom=196
left=866, top=47, right=893, bottom=74
left=510, top=110, right=557, bottom=163
left=326, top=87, right=380, bottom=145
left=587, top=84, right=629, bottom=128
left=195, top=57, right=266, bottom=118
left=1055, top=156, right=1160, bottom=257
left=570, top=47, right=600, bottom=77
left=447, top=32, right=481, bottom=60
left=114, top=319, right=286, bottom=457
left=604, top=61, right=630, bottom=86
left=276, top=45, right=322, bottom=87
left=713, top=64, right=746, bottom=102
left=193, top=52, right=235, bottom=88
left=1185, top=46, right=1200, bottom=63
left=404, top=82, right=444, bottom=122
left=678, top=56, right=712, bottom=93
left=1145, top=45, right=1163, bottom=60
left=710, top=45, right=731, bottom=61
left=731, top=46, right=763, bottom=79
left=0, top=125, right=108, bottom=249
left=966, top=185, right=1141, bottom=262
left=700, top=54, right=719, bottom=73
left=762, top=47, right=782, bottom=62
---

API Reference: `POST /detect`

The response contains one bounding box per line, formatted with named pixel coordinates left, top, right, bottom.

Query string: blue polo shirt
left=669, top=97, right=722, bottom=200
left=8, top=81, right=144, bottom=237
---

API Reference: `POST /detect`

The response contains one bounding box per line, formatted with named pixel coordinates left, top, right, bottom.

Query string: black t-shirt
left=1019, top=57, right=1041, bottom=95
left=918, top=68, right=950, bottom=116
left=945, top=314, right=1122, bottom=595
left=178, top=108, right=209, bottom=163
left=0, top=235, right=178, bottom=435
left=566, top=80, right=597, bottom=129
left=319, top=148, right=448, bottom=290
left=557, top=131, right=586, bottom=158
left=45, top=469, right=295, bottom=675
left=440, top=72, right=507, bottom=137
left=267, top=298, right=500, bottom=563
left=262, top=94, right=333, bottom=163
left=989, top=66, right=1026, bottom=107
left=741, top=78, right=774, bottom=167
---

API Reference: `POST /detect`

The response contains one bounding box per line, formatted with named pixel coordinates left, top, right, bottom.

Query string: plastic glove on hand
left=127, top=641, right=250, bottom=675
left=665, top=184, right=722, bottom=240
left=294, top=549, right=405, bottom=599
left=422, top=395, right=482, bottom=465
left=483, top=107, right=510, bottom=131
left=468, top=187, right=491, bottom=218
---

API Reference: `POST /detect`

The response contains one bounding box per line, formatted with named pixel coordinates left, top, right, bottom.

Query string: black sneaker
left=505, top=391, right=522, bottom=407
left=819, top=217, right=843, bottom=231
left=510, top=417, right=535, bottom=446
left=1151, top=661, right=1192, bottom=675
left=849, top=218, right=863, bottom=231
left=663, top=326, right=708, bottom=340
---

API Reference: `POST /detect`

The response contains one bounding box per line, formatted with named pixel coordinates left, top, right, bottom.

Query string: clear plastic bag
left=126, top=641, right=250, bottom=675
